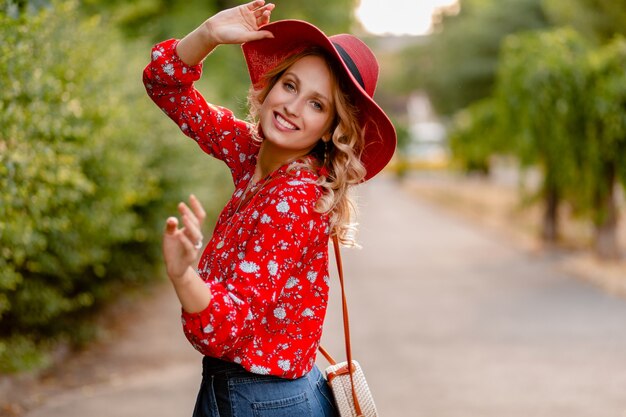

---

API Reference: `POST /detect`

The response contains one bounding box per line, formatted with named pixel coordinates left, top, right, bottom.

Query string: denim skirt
left=192, top=356, right=338, bottom=417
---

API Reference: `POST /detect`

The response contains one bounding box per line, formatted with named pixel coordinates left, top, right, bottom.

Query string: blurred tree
left=0, top=1, right=232, bottom=372
left=448, top=97, right=504, bottom=174
left=267, top=0, right=356, bottom=34
left=543, top=0, right=626, bottom=44
left=583, top=37, right=626, bottom=259
left=401, top=0, right=551, bottom=117
left=496, top=28, right=589, bottom=243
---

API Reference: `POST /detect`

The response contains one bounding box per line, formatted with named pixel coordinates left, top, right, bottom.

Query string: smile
left=274, top=112, right=299, bottom=131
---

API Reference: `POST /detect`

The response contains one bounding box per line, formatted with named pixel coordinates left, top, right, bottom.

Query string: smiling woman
left=258, top=54, right=335, bottom=167
left=142, top=1, right=397, bottom=415
left=356, top=0, right=459, bottom=36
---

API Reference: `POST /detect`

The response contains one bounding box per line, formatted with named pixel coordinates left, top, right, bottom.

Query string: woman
left=143, top=1, right=396, bottom=416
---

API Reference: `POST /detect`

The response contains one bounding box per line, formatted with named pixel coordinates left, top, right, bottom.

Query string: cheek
left=264, top=84, right=287, bottom=105
left=312, top=113, right=333, bottom=135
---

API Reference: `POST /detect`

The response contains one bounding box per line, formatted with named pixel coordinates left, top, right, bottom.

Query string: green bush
left=448, top=97, right=505, bottom=174
left=0, top=2, right=231, bottom=373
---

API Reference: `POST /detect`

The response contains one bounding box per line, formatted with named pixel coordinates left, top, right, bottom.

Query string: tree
left=542, top=0, right=626, bottom=45
left=0, top=1, right=232, bottom=372
left=404, top=0, right=551, bottom=116
left=583, top=38, right=626, bottom=259
left=495, top=28, right=589, bottom=242
left=448, top=97, right=504, bottom=174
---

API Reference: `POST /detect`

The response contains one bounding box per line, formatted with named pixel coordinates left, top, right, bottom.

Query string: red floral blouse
left=143, top=39, right=331, bottom=379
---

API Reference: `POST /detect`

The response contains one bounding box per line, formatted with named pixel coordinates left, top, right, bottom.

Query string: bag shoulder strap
left=319, top=235, right=364, bottom=416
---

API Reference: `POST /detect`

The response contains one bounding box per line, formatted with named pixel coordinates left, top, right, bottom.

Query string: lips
left=274, top=112, right=299, bottom=131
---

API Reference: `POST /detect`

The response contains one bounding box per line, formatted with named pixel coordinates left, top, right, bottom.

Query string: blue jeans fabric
left=192, top=356, right=338, bottom=417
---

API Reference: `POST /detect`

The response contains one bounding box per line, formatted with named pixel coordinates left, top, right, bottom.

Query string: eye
left=283, top=81, right=296, bottom=93
left=310, top=101, right=324, bottom=111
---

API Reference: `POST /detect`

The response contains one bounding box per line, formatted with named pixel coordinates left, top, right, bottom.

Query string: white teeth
left=276, top=113, right=297, bottom=130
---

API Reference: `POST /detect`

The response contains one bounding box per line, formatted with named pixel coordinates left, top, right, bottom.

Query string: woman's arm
left=176, top=0, right=274, bottom=66
left=142, top=1, right=275, bottom=180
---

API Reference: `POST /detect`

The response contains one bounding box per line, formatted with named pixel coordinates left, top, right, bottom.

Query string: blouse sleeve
left=142, top=39, right=257, bottom=181
left=181, top=178, right=329, bottom=359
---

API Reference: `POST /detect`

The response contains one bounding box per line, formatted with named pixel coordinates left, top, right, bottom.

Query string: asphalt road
left=25, top=176, right=626, bottom=417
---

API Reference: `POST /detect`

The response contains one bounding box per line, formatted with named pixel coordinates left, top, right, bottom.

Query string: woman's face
left=259, top=55, right=335, bottom=159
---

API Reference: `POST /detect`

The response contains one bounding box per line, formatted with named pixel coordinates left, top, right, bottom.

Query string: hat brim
left=242, top=20, right=396, bottom=181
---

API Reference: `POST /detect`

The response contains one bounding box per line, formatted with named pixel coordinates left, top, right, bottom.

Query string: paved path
left=25, top=176, right=626, bottom=417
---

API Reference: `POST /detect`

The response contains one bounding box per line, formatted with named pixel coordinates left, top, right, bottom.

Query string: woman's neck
left=254, top=141, right=311, bottom=182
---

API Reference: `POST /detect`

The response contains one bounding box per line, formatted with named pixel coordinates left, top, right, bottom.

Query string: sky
left=356, top=0, right=459, bottom=36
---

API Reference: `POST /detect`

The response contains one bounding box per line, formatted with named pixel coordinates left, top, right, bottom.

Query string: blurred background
left=1, top=0, right=626, bottom=416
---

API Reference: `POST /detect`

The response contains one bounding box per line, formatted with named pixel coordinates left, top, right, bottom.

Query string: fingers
left=245, top=30, right=274, bottom=41
left=257, top=9, right=273, bottom=28
left=247, top=0, right=267, bottom=11
left=164, top=217, right=198, bottom=257
left=178, top=196, right=204, bottom=247
left=244, top=0, right=276, bottom=12
left=253, top=3, right=274, bottom=17
left=251, top=2, right=274, bottom=28
left=165, top=217, right=179, bottom=235
left=178, top=202, right=200, bottom=228
left=165, top=208, right=201, bottom=251
left=189, top=194, right=206, bottom=224
left=182, top=213, right=203, bottom=247
left=177, top=230, right=196, bottom=254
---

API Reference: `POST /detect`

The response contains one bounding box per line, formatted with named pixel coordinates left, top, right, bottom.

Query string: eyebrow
left=284, top=71, right=331, bottom=105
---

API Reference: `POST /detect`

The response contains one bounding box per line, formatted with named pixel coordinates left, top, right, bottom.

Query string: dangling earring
left=319, top=140, right=330, bottom=178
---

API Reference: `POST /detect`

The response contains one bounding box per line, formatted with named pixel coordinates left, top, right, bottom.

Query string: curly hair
left=247, top=48, right=366, bottom=246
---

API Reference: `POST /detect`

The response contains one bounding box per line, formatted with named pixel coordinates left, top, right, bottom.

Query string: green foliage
left=583, top=37, right=626, bottom=220
left=407, top=0, right=551, bottom=116
left=0, top=2, right=231, bottom=373
left=495, top=28, right=589, bottom=197
left=269, top=0, right=356, bottom=34
left=448, top=97, right=503, bottom=173
left=543, top=0, right=626, bottom=44
left=0, top=335, right=49, bottom=373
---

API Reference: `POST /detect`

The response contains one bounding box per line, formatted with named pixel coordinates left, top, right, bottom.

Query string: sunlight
left=356, top=0, right=459, bottom=36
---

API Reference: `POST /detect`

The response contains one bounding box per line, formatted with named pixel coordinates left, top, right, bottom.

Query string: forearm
left=176, top=21, right=218, bottom=66
left=170, top=266, right=212, bottom=314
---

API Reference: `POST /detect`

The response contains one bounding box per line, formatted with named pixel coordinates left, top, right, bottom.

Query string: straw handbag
left=318, top=236, right=379, bottom=417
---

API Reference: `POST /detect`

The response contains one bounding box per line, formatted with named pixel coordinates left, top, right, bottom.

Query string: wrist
left=168, top=265, right=195, bottom=285
left=201, top=18, right=220, bottom=51
left=176, top=20, right=218, bottom=66
left=169, top=267, right=211, bottom=314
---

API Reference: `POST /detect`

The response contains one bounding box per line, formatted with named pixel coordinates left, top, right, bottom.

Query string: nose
left=284, top=96, right=304, bottom=117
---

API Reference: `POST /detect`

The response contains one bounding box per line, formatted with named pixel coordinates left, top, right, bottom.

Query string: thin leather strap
left=318, top=345, right=336, bottom=365
left=331, top=235, right=364, bottom=416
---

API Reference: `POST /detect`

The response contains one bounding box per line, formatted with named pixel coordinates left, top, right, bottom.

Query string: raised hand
left=163, top=194, right=207, bottom=281
left=205, top=0, right=275, bottom=45
left=176, top=0, right=275, bottom=66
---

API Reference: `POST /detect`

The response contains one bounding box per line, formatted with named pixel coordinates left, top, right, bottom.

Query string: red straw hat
left=242, top=20, right=397, bottom=181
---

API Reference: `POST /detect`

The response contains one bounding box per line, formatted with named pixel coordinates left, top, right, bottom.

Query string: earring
left=323, top=141, right=329, bottom=166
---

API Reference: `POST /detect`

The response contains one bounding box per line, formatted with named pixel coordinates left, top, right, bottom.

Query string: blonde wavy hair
left=247, top=48, right=367, bottom=246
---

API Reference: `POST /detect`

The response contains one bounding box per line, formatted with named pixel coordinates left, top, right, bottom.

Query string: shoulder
left=259, top=168, right=325, bottom=224
left=276, top=168, right=322, bottom=203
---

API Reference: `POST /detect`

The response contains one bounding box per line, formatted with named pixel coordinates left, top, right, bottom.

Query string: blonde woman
left=143, top=1, right=395, bottom=416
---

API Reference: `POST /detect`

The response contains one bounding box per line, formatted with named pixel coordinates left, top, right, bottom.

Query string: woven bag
left=318, top=236, right=379, bottom=417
